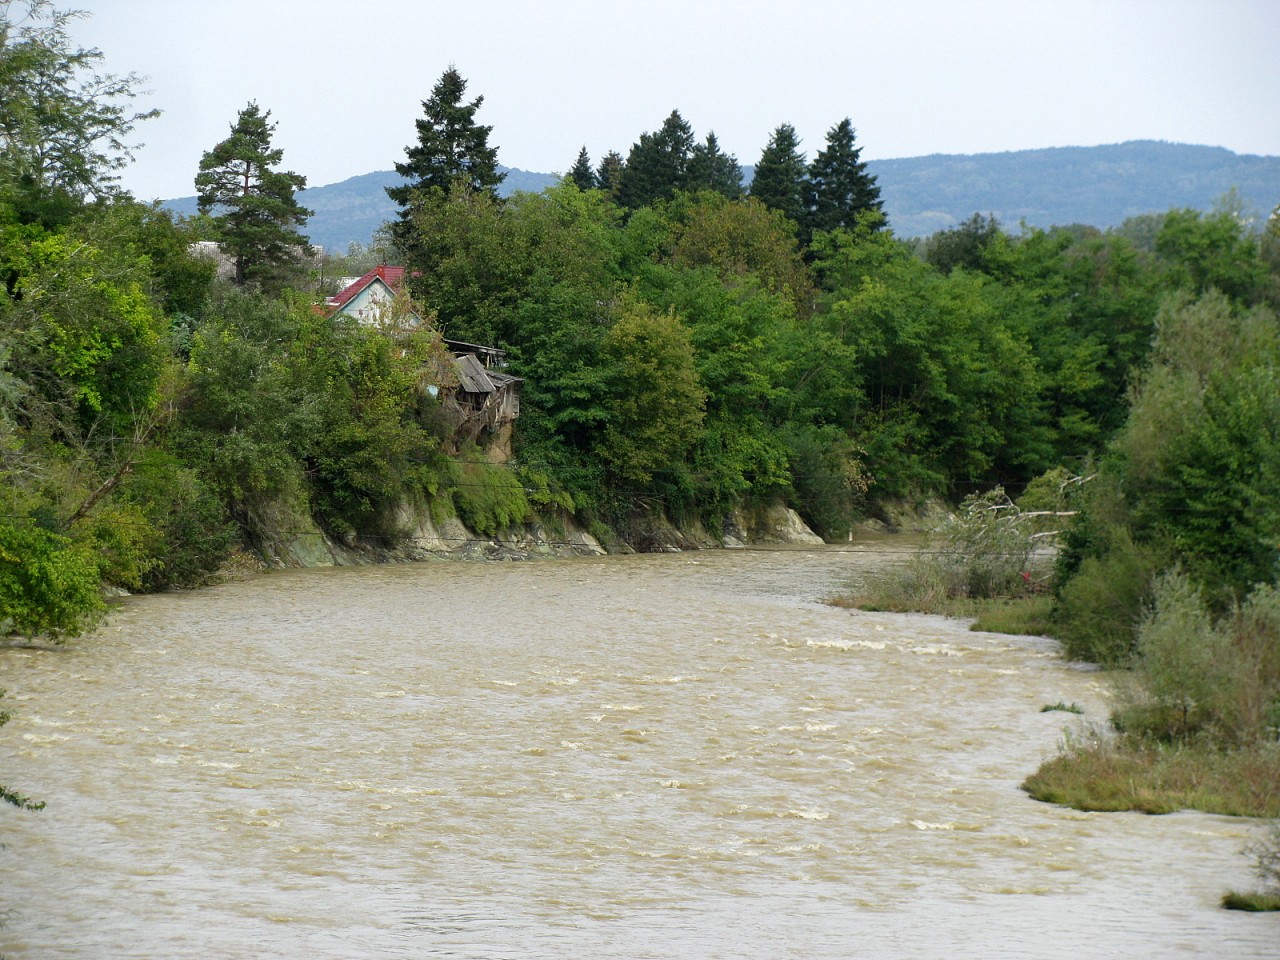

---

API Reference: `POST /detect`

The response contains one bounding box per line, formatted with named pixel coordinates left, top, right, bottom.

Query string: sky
left=61, top=0, right=1280, bottom=202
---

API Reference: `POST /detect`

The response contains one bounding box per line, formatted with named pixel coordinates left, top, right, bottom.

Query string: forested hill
left=874, top=140, right=1280, bottom=237
left=162, top=141, right=1279, bottom=253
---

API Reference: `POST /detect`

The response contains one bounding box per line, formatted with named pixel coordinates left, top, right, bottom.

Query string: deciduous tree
left=0, top=0, right=157, bottom=217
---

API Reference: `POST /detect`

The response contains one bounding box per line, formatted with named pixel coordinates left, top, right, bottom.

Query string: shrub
left=1053, top=529, right=1163, bottom=665
left=1111, top=575, right=1280, bottom=746
left=0, top=519, right=103, bottom=638
left=449, top=459, right=531, bottom=536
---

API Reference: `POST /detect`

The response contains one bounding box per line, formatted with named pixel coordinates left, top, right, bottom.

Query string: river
left=2, top=544, right=1276, bottom=958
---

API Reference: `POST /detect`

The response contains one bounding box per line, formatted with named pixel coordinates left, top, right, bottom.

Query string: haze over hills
left=163, top=141, right=1280, bottom=254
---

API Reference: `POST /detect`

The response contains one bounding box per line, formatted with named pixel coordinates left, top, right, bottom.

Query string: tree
left=194, top=102, right=311, bottom=287
left=924, top=213, right=1002, bottom=275
left=595, top=150, right=625, bottom=202
left=805, top=118, right=882, bottom=237
left=567, top=146, right=596, bottom=191
left=687, top=132, right=742, bottom=199
left=618, top=109, right=695, bottom=210
left=596, top=297, right=705, bottom=483
left=749, top=123, right=807, bottom=228
left=0, top=0, right=157, bottom=216
left=386, top=65, right=504, bottom=246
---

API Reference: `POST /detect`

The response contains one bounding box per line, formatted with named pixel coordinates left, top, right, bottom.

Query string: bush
left=1053, top=529, right=1163, bottom=665
left=449, top=459, right=531, bottom=536
left=0, top=519, right=103, bottom=638
left=1113, top=575, right=1280, bottom=746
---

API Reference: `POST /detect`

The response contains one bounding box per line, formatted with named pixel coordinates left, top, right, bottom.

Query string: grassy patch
left=1040, top=701, right=1085, bottom=715
left=1221, top=891, right=1280, bottom=911
left=1022, top=738, right=1280, bottom=818
left=969, top=594, right=1056, bottom=636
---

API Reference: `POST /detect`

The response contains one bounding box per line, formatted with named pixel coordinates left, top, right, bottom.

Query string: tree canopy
left=0, top=0, right=157, bottom=217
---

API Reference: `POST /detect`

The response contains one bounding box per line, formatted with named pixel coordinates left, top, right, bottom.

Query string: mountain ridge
left=163, top=141, right=1280, bottom=253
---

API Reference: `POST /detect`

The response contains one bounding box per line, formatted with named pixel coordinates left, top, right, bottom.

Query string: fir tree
left=618, top=109, right=695, bottom=210
left=195, top=101, right=311, bottom=286
left=687, top=132, right=742, bottom=199
left=806, top=118, right=882, bottom=236
left=568, top=146, right=597, bottom=191
left=596, top=150, right=625, bottom=203
left=749, top=123, right=807, bottom=228
left=386, top=66, right=503, bottom=244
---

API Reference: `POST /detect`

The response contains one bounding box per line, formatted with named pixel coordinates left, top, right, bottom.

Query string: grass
left=1040, top=701, right=1085, bottom=714
left=833, top=586, right=1056, bottom=639
left=1221, top=891, right=1280, bottom=911
left=968, top=594, right=1056, bottom=636
left=1022, top=738, right=1280, bottom=818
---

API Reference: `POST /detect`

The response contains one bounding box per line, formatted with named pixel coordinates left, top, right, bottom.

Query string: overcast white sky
left=66, top=0, right=1280, bottom=201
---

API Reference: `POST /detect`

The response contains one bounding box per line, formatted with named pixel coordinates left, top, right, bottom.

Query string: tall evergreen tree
left=806, top=118, right=882, bottom=236
left=687, top=132, right=742, bottom=199
left=749, top=123, right=807, bottom=228
left=596, top=150, right=625, bottom=203
left=568, top=146, right=596, bottom=191
left=618, top=109, right=695, bottom=210
left=195, top=101, right=310, bottom=287
left=386, top=66, right=503, bottom=243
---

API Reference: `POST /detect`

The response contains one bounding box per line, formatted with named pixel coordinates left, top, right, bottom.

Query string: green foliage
left=2, top=221, right=168, bottom=436
left=781, top=425, right=868, bottom=540
left=923, top=212, right=1002, bottom=275
left=567, top=146, right=596, bottom=192
left=195, top=102, right=311, bottom=288
left=1023, top=736, right=1280, bottom=817
left=805, top=118, right=882, bottom=238
left=749, top=123, right=807, bottom=227
left=686, top=132, right=743, bottom=200
left=1053, top=527, right=1164, bottom=665
left=388, top=66, right=504, bottom=207
left=0, top=517, right=103, bottom=637
left=1115, top=575, right=1280, bottom=746
left=0, top=0, right=157, bottom=209
left=595, top=297, right=705, bottom=484
left=618, top=110, right=696, bottom=211
left=1156, top=207, right=1269, bottom=304
left=448, top=456, right=530, bottom=536
left=118, top=449, right=234, bottom=590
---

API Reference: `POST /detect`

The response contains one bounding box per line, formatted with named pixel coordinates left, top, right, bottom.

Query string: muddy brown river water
left=2, top=544, right=1276, bottom=958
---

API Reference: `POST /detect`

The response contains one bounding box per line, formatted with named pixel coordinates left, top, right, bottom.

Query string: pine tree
left=386, top=66, right=504, bottom=243
left=749, top=123, right=807, bottom=228
left=596, top=150, right=625, bottom=203
left=618, top=109, right=695, bottom=210
left=194, top=101, right=310, bottom=286
left=806, top=118, right=882, bottom=236
left=687, top=132, right=742, bottom=199
left=568, top=146, right=596, bottom=191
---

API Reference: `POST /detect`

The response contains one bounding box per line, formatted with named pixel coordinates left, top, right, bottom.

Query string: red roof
left=327, top=265, right=407, bottom=311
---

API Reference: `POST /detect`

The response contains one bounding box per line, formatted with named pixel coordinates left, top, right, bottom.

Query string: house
left=325, top=265, right=421, bottom=328
left=326, top=268, right=523, bottom=447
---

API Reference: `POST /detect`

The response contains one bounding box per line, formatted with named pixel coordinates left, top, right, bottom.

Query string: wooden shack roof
left=453, top=353, right=523, bottom=394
